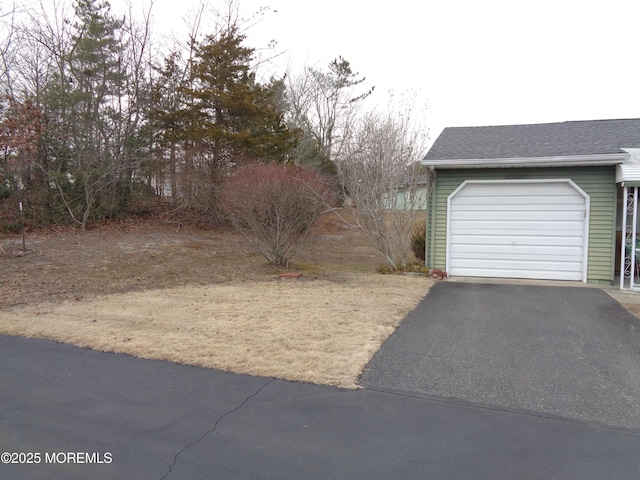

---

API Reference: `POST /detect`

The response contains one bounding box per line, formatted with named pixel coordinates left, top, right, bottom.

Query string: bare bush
left=335, top=111, right=430, bottom=270
left=219, top=163, right=333, bottom=267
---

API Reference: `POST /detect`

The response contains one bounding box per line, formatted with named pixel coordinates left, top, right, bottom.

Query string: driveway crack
left=161, top=378, right=275, bottom=479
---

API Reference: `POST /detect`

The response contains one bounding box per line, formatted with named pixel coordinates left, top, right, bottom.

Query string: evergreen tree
left=146, top=51, right=189, bottom=200
left=187, top=26, right=295, bottom=165
left=41, top=0, right=130, bottom=229
left=149, top=24, right=297, bottom=213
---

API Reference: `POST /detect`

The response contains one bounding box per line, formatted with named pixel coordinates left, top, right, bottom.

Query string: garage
left=446, top=179, right=590, bottom=281
left=422, top=119, right=636, bottom=285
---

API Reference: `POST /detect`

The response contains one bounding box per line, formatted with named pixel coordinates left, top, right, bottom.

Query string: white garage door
left=447, top=179, right=589, bottom=282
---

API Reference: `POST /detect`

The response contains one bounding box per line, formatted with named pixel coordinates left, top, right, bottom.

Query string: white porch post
left=620, top=186, right=628, bottom=289
left=620, top=186, right=640, bottom=290
left=632, top=187, right=639, bottom=290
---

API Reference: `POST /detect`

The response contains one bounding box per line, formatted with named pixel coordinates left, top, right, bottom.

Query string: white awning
left=617, top=148, right=640, bottom=185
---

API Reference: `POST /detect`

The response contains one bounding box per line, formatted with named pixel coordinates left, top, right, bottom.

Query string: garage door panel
left=451, top=244, right=584, bottom=258
left=453, top=203, right=583, bottom=213
left=454, top=182, right=579, bottom=195
left=452, top=253, right=583, bottom=264
left=450, top=258, right=584, bottom=272
left=450, top=267, right=583, bottom=281
left=452, top=196, right=585, bottom=207
left=451, top=211, right=584, bottom=221
left=447, top=180, right=588, bottom=281
left=449, top=235, right=585, bottom=246
left=450, top=221, right=585, bottom=235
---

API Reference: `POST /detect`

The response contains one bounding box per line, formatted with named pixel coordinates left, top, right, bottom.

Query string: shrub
left=410, top=222, right=426, bottom=262
left=376, top=261, right=429, bottom=275
left=218, top=163, right=333, bottom=267
left=375, top=263, right=397, bottom=274
left=0, top=182, right=13, bottom=201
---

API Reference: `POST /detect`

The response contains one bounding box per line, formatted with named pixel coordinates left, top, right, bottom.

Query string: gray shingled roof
left=424, top=118, right=640, bottom=160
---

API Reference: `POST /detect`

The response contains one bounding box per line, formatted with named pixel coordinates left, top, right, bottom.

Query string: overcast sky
left=130, top=0, right=640, bottom=142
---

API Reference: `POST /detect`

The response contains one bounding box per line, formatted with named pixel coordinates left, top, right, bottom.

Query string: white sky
left=121, top=0, right=640, bottom=141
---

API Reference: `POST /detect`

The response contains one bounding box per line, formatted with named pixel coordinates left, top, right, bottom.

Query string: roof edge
left=421, top=153, right=629, bottom=169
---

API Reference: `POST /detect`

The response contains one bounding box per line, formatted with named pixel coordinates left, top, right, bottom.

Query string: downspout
left=424, top=178, right=429, bottom=265
left=428, top=167, right=436, bottom=268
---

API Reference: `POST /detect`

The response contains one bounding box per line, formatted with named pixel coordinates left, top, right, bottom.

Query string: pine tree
left=187, top=26, right=295, bottom=165
left=43, top=0, right=133, bottom=229
left=149, top=25, right=297, bottom=213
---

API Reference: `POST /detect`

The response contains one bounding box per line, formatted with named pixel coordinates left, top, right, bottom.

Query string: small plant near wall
left=410, top=222, right=426, bottom=262
left=376, top=261, right=429, bottom=275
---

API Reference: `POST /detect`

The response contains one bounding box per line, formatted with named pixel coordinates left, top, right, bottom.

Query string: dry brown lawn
left=0, top=212, right=431, bottom=388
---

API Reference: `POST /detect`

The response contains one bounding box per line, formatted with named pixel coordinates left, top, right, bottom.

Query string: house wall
left=426, top=166, right=617, bottom=284
left=393, top=185, right=429, bottom=210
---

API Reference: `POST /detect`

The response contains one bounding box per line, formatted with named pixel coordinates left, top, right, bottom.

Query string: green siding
left=393, top=186, right=429, bottom=210
left=425, top=166, right=617, bottom=284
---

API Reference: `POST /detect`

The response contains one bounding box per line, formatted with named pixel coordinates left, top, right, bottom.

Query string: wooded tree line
left=1, top=0, right=429, bottom=269
left=0, top=0, right=372, bottom=230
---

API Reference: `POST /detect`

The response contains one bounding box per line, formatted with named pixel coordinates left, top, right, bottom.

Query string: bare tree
left=335, top=109, right=430, bottom=270
left=0, top=3, right=18, bottom=97
left=285, top=57, right=373, bottom=173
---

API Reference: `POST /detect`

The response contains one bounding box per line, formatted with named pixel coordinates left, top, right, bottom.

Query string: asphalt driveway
left=360, top=282, right=640, bottom=430
left=2, top=334, right=640, bottom=479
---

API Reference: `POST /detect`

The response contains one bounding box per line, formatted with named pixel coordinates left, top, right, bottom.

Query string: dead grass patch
left=0, top=275, right=430, bottom=388
left=0, top=212, right=432, bottom=388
